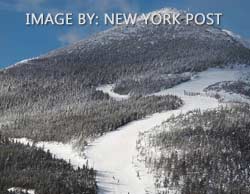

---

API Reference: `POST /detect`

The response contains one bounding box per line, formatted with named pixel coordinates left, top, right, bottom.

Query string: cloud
left=58, top=30, right=83, bottom=45
left=1, top=0, right=140, bottom=46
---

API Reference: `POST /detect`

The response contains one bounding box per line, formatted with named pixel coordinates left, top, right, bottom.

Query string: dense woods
left=137, top=105, right=250, bottom=194
left=0, top=133, right=97, bottom=194
left=0, top=94, right=182, bottom=143
left=113, top=73, right=191, bottom=95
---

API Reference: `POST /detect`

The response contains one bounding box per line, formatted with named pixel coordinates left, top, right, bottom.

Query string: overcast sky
left=0, top=0, right=249, bottom=67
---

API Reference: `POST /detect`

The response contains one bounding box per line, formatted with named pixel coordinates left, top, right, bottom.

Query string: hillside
left=5, top=9, right=250, bottom=84
left=0, top=8, right=250, bottom=142
left=1, top=95, right=182, bottom=142
left=136, top=105, right=250, bottom=194
left=2, top=9, right=250, bottom=88
left=206, top=81, right=250, bottom=98
left=1, top=7, right=250, bottom=194
left=0, top=134, right=97, bottom=194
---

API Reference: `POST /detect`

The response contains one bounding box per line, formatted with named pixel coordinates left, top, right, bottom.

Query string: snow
left=8, top=187, right=35, bottom=194
left=13, top=138, right=87, bottom=169
left=222, top=29, right=241, bottom=40
left=85, top=92, right=219, bottom=194
left=154, top=66, right=250, bottom=103
left=4, top=57, right=38, bottom=70
left=136, top=7, right=183, bottom=23
left=13, top=66, right=250, bottom=194
left=96, top=84, right=130, bottom=101
left=205, top=28, right=250, bottom=48
left=224, top=91, right=250, bottom=103
left=222, top=29, right=250, bottom=49
left=86, top=66, right=249, bottom=194
left=155, top=66, right=247, bottom=95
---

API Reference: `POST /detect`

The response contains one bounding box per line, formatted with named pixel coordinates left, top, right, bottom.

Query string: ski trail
left=85, top=96, right=218, bottom=194
left=86, top=66, right=248, bottom=194
left=14, top=66, right=250, bottom=194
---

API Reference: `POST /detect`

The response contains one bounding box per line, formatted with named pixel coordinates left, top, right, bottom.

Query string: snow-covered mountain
left=0, top=8, right=249, bottom=140
left=1, top=8, right=250, bottom=194
left=4, top=8, right=250, bottom=85
left=0, top=7, right=249, bottom=140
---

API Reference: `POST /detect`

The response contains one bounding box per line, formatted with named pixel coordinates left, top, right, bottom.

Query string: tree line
left=1, top=95, right=182, bottom=143
left=0, top=133, right=97, bottom=194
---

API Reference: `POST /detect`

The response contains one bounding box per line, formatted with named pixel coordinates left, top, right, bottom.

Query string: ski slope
left=14, top=66, right=250, bottom=194
left=13, top=138, right=87, bottom=169
left=85, top=66, right=249, bottom=194
left=85, top=96, right=218, bottom=194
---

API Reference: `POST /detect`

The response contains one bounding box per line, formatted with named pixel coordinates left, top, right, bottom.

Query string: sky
left=0, top=0, right=249, bottom=68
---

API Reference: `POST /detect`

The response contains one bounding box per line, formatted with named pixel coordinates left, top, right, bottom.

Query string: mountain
left=3, top=8, right=250, bottom=84
left=0, top=8, right=249, bottom=142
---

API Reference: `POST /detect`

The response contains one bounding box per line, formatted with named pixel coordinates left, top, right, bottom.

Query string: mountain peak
left=5, top=8, right=250, bottom=76
left=147, top=7, right=183, bottom=15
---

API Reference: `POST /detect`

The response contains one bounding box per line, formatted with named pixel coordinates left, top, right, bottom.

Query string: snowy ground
left=13, top=138, right=87, bottom=170
left=96, top=84, right=130, bottom=101
left=14, top=66, right=250, bottom=194
left=155, top=65, right=249, bottom=95
left=85, top=96, right=218, bottom=194
left=85, top=66, right=250, bottom=194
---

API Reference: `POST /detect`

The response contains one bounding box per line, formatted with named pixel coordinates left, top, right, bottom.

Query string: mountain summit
left=4, top=8, right=250, bottom=86
left=0, top=7, right=249, bottom=148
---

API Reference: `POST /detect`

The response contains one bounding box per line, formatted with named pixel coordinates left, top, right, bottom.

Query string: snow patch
left=154, top=65, right=250, bottom=97
left=96, top=84, right=130, bottom=101
left=5, top=57, right=38, bottom=70
left=8, top=187, right=35, bottom=194
left=223, top=29, right=250, bottom=49
left=207, top=90, right=250, bottom=104
left=13, top=138, right=87, bottom=169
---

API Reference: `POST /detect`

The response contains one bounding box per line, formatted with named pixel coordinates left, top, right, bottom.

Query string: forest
left=0, top=133, right=97, bottom=194
left=113, top=73, right=191, bottom=95
left=0, top=10, right=250, bottom=143
left=137, top=104, right=250, bottom=194
left=0, top=94, right=182, bottom=143
left=205, top=80, right=250, bottom=97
